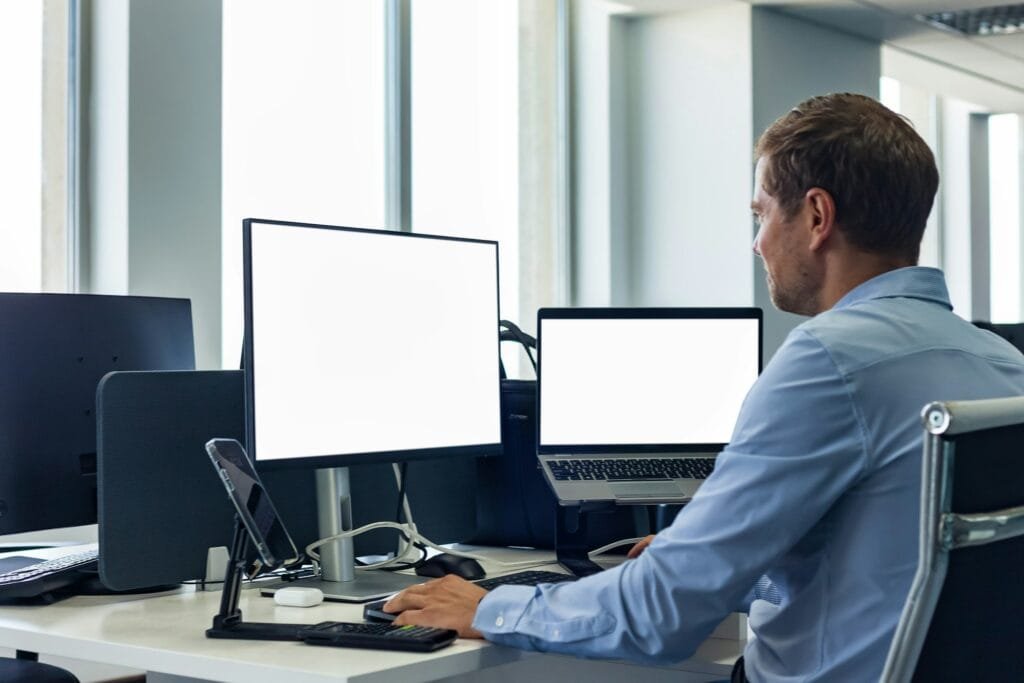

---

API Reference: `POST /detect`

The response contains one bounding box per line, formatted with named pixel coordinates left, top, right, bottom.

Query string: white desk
left=0, top=547, right=742, bottom=683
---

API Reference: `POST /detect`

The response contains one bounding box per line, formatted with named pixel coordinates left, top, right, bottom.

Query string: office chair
left=882, top=396, right=1024, bottom=682
left=972, top=321, right=1024, bottom=355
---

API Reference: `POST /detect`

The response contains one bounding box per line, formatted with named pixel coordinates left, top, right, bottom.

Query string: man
left=384, top=93, right=1024, bottom=681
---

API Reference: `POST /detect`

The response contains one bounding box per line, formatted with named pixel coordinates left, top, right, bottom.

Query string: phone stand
left=206, top=518, right=308, bottom=641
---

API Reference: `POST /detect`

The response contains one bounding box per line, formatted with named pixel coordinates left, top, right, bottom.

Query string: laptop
left=536, top=307, right=762, bottom=505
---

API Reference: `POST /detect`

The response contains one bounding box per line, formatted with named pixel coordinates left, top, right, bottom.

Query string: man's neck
left=818, top=252, right=914, bottom=313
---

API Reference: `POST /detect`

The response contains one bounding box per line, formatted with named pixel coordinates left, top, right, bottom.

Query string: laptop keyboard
left=547, top=457, right=715, bottom=481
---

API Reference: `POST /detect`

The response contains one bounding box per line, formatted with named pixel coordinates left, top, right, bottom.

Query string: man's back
left=742, top=267, right=1024, bottom=681
left=384, top=93, right=989, bottom=683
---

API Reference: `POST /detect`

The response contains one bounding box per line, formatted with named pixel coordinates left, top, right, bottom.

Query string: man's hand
left=627, top=534, right=657, bottom=559
left=383, top=575, right=488, bottom=638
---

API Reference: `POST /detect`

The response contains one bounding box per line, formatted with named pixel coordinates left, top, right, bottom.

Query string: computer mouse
left=414, top=553, right=486, bottom=580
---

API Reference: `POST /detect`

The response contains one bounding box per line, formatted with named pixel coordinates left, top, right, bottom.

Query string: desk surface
left=0, top=546, right=742, bottom=683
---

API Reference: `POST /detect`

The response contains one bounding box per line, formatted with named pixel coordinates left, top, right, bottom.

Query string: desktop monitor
left=0, top=293, right=194, bottom=538
left=243, top=218, right=502, bottom=600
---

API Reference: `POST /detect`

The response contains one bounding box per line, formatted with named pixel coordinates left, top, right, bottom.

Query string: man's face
left=751, top=158, right=821, bottom=316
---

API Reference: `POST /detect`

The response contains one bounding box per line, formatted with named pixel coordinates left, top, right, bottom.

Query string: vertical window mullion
left=385, top=0, right=411, bottom=233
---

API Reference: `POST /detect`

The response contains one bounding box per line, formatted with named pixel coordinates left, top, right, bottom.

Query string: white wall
left=889, top=80, right=942, bottom=271
left=84, top=0, right=222, bottom=369
left=572, top=3, right=882, bottom=358
left=751, top=8, right=880, bottom=357
left=85, top=0, right=129, bottom=296
left=623, top=4, right=754, bottom=307
left=571, top=0, right=619, bottom=306
left=940, top=97, right=987, bottom=320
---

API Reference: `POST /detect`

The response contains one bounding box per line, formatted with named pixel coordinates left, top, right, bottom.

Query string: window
left=989, top=114, right=1022, bottom=322
left=224, top=1, right=549, bottom=373
left=0, top=2, right=74, bottom=294
left=222, top=0, right=387, bottom=366
left=0, top=4, right=44, bottom=291
left=411, top=0, right=519, bottom=328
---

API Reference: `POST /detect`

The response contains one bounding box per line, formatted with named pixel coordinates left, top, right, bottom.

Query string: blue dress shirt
left=473, top=267, right=1024, bottom=681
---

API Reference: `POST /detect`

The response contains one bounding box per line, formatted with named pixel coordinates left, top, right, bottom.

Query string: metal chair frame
left=882, top=396, right=1024, bottom=682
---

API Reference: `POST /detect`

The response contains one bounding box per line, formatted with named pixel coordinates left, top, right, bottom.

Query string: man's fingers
left=627, top=534, right=656, bottom=558
left=384, top=588, right=430, bottom=613
left=384, top=575, right=488, bottom=638
left=392, top=608, right=423, bottom=627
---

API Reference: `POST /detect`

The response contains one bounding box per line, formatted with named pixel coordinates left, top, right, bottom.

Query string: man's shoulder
left=788, top=297, right=1018, bottom=375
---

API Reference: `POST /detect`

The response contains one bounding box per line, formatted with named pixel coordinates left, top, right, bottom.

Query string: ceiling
left=760, top=1, right=1024, bottom=95
left=619, top=0, right=1024, bottom=110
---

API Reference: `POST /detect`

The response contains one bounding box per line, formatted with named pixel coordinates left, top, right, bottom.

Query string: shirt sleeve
left=472, top=328, right=869, bottom=664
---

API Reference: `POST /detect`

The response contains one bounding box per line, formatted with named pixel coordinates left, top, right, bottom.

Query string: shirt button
left=495, top=616, right=504, bottom=627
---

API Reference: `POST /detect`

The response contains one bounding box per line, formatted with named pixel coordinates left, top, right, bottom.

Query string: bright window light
left=411, top=0, right=519, bottom=332
left=222, top=0, right=387, bottom=367
left=990, top=113, right=1022, bottom=322
left=0, top=4, right=43, bottom=292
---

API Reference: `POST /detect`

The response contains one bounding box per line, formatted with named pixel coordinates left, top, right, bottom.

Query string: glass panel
left=222, top=0, right=387, bottom=366
left=411, top=0, right=519, bottom=320
left=0, top=4, right=44, bottom=292
left=990, top=113, right=1021, bottom=322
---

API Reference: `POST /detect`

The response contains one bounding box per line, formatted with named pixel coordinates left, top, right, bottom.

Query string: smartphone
left=206, top=438, right=301, bottom=572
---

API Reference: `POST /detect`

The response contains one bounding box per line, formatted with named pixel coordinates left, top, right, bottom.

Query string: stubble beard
left=767, top=270, right=819, bottom=317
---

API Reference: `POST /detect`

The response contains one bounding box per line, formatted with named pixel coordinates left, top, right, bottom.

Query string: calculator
left=299, top=621, right=457, bottom=652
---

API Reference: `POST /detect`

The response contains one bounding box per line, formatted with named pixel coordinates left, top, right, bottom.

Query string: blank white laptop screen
left=539, top=316, right=760, bottom=448
left=247, top=221, right=502, bottom=463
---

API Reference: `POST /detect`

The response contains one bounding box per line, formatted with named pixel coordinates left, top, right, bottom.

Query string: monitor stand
left=270, top=466, right=419, bottom=602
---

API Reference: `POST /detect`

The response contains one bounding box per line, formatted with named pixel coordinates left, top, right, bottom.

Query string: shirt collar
left=831, top=266, right=952, bottom=312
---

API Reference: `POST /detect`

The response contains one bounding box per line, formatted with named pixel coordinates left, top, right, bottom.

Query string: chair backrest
left=973, top=321, right=1024, bottom=355
left=882, top=396, right=1024, bottom=682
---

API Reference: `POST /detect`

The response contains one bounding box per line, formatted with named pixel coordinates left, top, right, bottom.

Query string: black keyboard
left=547, top=457, right=715, bottom=481
left=363, top=569, right=576, bottom=623
left=475, top=569, right=576, bottom=590
left=300, top=620, right=457, bottom=652
left=0, top=549, right=98, bottom=599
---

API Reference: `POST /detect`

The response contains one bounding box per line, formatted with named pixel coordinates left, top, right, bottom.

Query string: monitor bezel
left=242, top=218, right=504, bottom=471
left=535, top=306, right=763, bottom=455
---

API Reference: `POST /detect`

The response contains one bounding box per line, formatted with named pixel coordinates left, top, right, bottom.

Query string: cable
left=305, top=522, right=553, bottom=574
left=394, top=462, right=409, bottom=524
left=390, top=462, right=418, bottom=565
left=587, top=536, right=646, bottom=559
left=305, top=454, right=554, bottom=577
left=305, top=526, right=644, bottom=577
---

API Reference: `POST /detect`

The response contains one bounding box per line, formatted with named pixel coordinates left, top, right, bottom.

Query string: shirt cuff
left=472, top=584, right=535, bottom=636
left=472, top=581, right=617, bottom=646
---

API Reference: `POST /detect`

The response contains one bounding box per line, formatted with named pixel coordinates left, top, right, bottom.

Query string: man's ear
left=805, top=187, right=836, bottom=252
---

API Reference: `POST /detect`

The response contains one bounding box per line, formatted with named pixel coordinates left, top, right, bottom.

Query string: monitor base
left=262, top=572, right=421, bottom=603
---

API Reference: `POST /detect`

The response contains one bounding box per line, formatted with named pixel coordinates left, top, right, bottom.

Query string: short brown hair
left=754, top=93, right=939, bottom=262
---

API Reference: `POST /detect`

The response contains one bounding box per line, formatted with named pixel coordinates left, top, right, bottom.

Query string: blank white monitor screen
left=246, top=220, right=502, bottom=464
left=539, top=314, right=760, bottom=449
